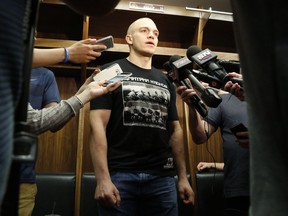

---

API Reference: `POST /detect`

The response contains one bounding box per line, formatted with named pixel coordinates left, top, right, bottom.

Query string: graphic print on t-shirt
left=122, top=78, right=170, bottom=129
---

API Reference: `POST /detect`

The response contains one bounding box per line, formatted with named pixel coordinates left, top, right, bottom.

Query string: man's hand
left=235, top=131, right=249, bottom=149
left=177, top=178, right=195, bottom=205
left=224, top=72, right=245, bottom=101
left=67, top=39, right=107, bottom=63
left=95, top=180, right=121, bottom=207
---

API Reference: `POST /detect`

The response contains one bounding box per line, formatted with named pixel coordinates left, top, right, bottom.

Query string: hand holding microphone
left=176, top=84, right=201, bottom=107
left=224, top=72, right=245, bottom=101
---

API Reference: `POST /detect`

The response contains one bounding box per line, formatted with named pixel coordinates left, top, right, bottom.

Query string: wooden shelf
left=35, top=38, right=238, bottom=61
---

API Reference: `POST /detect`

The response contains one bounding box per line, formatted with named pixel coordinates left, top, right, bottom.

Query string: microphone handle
left=185, top=71, right=222, bottom=108
left=185, top=71, right=206, bottom=92
left=192, top=69, right=224, bottom=89
left=180, top=80, right=208, bottom=117
left=190, top=98, right=208, bottom=118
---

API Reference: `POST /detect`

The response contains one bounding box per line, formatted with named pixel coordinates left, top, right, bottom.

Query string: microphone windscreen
left=169, top=55, right=182, bottom=64
left=186, top=45, right=202, bottom=59
left=163, top=61, right=172, bottom=72
left=62, top=0, right=120, bottom=17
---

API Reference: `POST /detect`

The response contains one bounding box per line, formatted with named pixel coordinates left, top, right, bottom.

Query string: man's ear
left=126, top=35, right=133, bottom=45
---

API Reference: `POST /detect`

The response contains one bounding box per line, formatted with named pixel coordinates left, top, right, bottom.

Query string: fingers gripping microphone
left=186, top=46, right=244, bottom=86
left=170, top=56, right=222, bottom=108
left=165, top=56, right=208, bottom=117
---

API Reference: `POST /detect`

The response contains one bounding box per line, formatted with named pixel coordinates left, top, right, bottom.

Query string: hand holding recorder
left=93, top=63, right=131, bottom=87
left=230, top=123, right=249, bottom=149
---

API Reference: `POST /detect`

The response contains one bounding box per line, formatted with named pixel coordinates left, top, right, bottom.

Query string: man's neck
left=127, top=53, right=152, bottom=69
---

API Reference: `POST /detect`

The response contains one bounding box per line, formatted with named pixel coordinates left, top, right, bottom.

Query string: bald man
left=89, top=17, right=194, bottom=216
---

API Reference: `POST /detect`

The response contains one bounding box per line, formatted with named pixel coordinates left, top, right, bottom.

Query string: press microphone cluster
left=164, top=54, right=223, bottom=117
left=169, top=55, right=222, bottom=108
left=186, top=45, right=244, bottom=87
left=164, top=57, right=208, bottom=117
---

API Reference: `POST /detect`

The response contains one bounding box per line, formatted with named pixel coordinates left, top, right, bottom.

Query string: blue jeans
left=97, top=172, right=178, bottom=216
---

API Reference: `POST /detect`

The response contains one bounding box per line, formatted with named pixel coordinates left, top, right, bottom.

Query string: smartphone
left=94, top=35, right=114, bottom=52
left=230, top=123, right=248, bottom=135
left=103, top=72, right=132, bottom=86
left=93, top=63, right=123, bottom=82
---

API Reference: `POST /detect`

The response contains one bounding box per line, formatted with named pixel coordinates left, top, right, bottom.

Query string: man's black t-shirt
left=90, top=59, right=178, bottom=176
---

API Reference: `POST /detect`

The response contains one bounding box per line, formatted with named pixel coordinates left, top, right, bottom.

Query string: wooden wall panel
left=81, top=103, right=94, bottom=172
left=176, top=94, right=223, bottom=191
left=35, top=77, right=79, bottom=172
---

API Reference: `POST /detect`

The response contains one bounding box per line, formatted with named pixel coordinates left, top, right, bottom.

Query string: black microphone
left=163, top=60, right=180, bottom=87
left=186, top=46, right=244, bottom=86
left=170, top=56, right=222, bottom=108
left=192, top=69, right=223, bottom=89
left=217, top=59, right=241, bottom=73
left=168, top=56, right=224, bottom=89
left=165, top=56, right=208, bottom=117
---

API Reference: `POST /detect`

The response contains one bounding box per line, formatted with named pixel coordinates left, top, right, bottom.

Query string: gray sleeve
left=27, top=96, right=83, bottom=135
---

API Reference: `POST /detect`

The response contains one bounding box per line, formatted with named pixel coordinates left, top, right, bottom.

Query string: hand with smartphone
left=94, top=35, right=114, bottom=52
left=93, top=63, right=132, bottom=87
left=103, top=73, right=132, bottom=86
left=230, top=123, right=249, bottom=148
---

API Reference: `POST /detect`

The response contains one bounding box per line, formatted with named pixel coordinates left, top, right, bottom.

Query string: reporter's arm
left=27, top=80, right=120, bottom=134
left=33, top=39, right=106, bottom=67
left=197, top=162, right=224, bottom=171
left=33, top=48, right=66, bottom=68
left=27, top=96, right=82, bottom=134
left=176, top=85, right=216, bottom=144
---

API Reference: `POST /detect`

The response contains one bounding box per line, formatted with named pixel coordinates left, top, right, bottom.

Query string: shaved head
left=127, top=17, right=157, bottom=35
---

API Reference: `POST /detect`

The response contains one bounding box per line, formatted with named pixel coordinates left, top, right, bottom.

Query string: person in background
left=176, top=71, right=250, bottom=216
left=18, top=67, right=60, bottom=216
left=89, top=17, right=194, bottom=216
left=27, top=71, right=121, bottom=135
left=224, top=72, right=249, bottom=149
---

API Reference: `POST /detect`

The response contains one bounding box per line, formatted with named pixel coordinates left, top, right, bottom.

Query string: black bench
left=195, top=169, right=224, bottom=216
left=32, top=172, right=75, bottom=216
left=33, top=172, right=194, bottom=216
